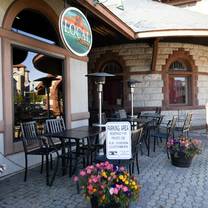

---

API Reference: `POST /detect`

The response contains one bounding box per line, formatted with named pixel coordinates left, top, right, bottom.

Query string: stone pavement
left=1, top=130, right=208, bottom=208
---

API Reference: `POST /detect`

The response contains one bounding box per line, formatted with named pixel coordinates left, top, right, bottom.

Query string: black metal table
left=44, top=126, right=104, bottom=176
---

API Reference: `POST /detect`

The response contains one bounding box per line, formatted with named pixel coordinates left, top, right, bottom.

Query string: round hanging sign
left=59, top=7, right=93, bottom=56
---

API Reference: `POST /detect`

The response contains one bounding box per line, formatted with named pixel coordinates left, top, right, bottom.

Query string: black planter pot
left=170, top=153, right=193, bottom=168
left=90, top=196, right=125, bottom=208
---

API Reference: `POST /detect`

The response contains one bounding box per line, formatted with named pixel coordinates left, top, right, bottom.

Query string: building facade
left=1, top=0, right=208, bottom=177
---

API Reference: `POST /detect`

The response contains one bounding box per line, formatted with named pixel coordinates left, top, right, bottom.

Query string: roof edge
left=79, top=0, right=135, bottom=40
left=136, top=29, right=208, bottom=38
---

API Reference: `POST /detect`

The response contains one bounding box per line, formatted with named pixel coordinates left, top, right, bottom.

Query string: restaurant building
left=1, top=0, right=208, bottom=176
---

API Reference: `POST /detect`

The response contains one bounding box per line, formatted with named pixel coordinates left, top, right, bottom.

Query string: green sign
left=59, top=7, right=93, bottom=56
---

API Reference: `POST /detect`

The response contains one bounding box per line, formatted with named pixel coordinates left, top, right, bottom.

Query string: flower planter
left=90, top=196, right=128, bottom=208
left=170, top=153, right=193, bottom=168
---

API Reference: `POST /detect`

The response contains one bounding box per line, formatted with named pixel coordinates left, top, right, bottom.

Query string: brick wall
left=131, top=74, right=163, bottom=107
left=198, top=75, right=208, bottom=106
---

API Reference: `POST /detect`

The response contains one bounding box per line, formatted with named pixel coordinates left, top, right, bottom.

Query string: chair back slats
left=20, top=121, right=41, bottom=151
left=46, top=118, right=66, bottom=133
left=168, top=116, right=177, bottom=137
left=118, top=109, right=127, bottom=119
left=155, top=107, right=162, bottom=115
left=183, top=113, right=192, bottom=131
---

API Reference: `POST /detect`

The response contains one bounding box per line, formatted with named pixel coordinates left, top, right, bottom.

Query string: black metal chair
left=45, top=117, right=66, bottom=149
left=149, top=115, right=164, bottom=152
left=45, top=117, right=79, bottom=176
left=95, top=128, right=143, bottom=175
left=156, top=116, right=177, bottom=158
left=128, top=128, right=143, bottom=174
left=175, top=113, right=192, bottom=137
left=20, top=121, right=59, bottom=186
left=155, top=107, right=162, bottom=115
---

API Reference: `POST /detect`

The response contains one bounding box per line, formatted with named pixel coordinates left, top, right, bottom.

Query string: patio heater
left=128, top=79, right=141, bottom=119
left=86, top=72, right=114, bottom=127
left=34, top=75, right=60, bottom=118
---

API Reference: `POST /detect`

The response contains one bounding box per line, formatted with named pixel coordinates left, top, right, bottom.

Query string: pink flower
left=96, top=163, right=100, bottom=168
left=113, top=188, right=119, bottom=195
left=80, top=170, right=86, bottom=176
left=86, top=169, right=92, bottom=174
left=73, top=176, right=79, bottom=182
left=92, top=176, right=98, bottom=183
left=87, top=184, right=93, bottom=193
left=116, top=184, right=122, bottom=189
left=120, top=166, right=125, bottom=171
left=122, top=186, right=128, bottom=192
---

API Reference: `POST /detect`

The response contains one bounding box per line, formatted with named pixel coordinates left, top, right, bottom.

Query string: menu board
left=106, top=122, right=131, bottom=160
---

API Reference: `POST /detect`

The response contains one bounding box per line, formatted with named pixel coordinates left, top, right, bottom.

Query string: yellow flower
left=101, top=171, right=107, bottom=178
left=119, top=175, right=124, bottom=180
left=125, top=180, right=129, bottom=185
left=93, top=188, right=97, bottom=193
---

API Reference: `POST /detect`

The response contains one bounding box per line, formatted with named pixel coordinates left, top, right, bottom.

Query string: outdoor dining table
left=44, top=126, right=105, bottom=176
left=140, top=112, right=162, bottom=119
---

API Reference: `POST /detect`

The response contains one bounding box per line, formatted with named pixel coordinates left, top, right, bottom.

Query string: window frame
left=162, top=49, right=198, bottom=110
left=168, top=61, right=192, bottom=106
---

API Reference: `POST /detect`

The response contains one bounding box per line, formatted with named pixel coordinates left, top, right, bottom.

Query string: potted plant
left=73, top=161, right=141, bottom=208
left=167, top=137, right=202, bottom=167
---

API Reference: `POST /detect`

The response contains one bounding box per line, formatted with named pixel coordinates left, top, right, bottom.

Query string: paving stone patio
left=1, top=130, right=208, bottom=208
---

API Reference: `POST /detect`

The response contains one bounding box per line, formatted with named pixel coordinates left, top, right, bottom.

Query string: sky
left=22, top=51, right=46, bottom=81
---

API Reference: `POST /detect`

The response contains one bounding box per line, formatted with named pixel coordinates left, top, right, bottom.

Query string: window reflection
left=13, top=49, right=64, bottom=141
left=169, top=77, right=188, bottom=104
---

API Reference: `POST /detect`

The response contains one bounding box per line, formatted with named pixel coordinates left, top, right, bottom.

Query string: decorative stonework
left=162, top=48, right=198, bottom=109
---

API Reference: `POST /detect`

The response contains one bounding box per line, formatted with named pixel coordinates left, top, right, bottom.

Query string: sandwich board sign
left=106, top=122, right=131, bottom=160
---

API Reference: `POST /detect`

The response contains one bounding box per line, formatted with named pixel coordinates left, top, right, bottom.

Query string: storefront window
left=13, top=48, right=64, bottom=141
